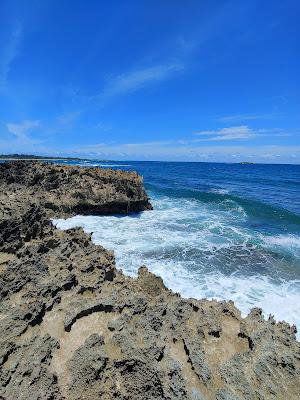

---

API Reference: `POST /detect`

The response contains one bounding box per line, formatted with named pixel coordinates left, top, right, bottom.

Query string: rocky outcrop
left=0, top=161, right=152, bottom=220
left=0, top=161, right=299, bottom=400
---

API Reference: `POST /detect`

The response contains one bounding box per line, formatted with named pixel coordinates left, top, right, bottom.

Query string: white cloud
left=69, top=124, right=299, bottom=162
left=70, top=140, right=300, bottom=164
left=95, top=62, right=184, bottom=101
left=194, top=125, right=256, bottom=141
left=6, top=120, right=41, bottom=144
left=0, top=23, right=22, bottom=90
left=216, top=113, right=283, bottom=122
left=56, top=111, right=81, bottom=126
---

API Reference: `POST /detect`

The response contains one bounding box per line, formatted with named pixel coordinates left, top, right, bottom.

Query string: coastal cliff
left=0, top=161, right=299, bottom=400
left=0, top=161, right=152, bottom=219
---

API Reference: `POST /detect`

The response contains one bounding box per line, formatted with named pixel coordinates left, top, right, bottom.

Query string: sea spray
left=54, top=190, right=300, bottom=337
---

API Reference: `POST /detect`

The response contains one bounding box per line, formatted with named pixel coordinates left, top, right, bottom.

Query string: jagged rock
left=0, top=334, right=61, bottom=400
left=67, top=334, right=108, bottom=399
left=0, top=161, right=299, bottom=399
left=0, top=160, right=152, bottom=220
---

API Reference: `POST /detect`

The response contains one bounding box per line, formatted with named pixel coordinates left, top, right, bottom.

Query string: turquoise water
left=53, top=160, right=300, bottom=333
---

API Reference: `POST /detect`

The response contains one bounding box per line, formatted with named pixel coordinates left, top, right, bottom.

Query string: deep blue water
left=35, top=159, right=300, bottom=332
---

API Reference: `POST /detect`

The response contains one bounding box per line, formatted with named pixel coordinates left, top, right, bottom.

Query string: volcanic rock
left=0, top=161, right=299, bottom=400
left=0, top=160, right=152, bottom=220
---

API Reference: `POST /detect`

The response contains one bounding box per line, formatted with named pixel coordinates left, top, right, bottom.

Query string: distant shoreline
left=0, top=155, right=298, bottom=166
left=0, top=155, right=82, bottom=161
left=0, top=155, right=111, bottom=162
left=0, top=158, right=81, bottom=161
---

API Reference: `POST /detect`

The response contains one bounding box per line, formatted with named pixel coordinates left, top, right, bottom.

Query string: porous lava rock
left=0, top=160, right=152, bottom=219
left=0, top=161, right=299, bottom=399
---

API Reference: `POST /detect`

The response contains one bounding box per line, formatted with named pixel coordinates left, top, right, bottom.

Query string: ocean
left=52, top=160, right=300, bottom=334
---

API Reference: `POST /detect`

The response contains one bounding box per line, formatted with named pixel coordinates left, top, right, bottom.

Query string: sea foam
left=53, top=193, right=300, bottom=338
left=263, top=234, right=300, bottom=258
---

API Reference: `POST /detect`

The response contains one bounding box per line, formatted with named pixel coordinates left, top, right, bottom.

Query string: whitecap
left=263, top=234, right=300, bottom=257
left=209, top=188, right=230, bottom=195
left=97, top=164, right=131, bottom=167
left=78, top=163, right=131, bottom=168
left=53, top=193, right=300, bottom=338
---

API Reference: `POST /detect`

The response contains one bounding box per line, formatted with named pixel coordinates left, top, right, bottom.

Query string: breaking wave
left=54, top=191, right=300, bottom=337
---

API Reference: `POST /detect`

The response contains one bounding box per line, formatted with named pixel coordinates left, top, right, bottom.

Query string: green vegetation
left=0, top=154, right=82, bottom=160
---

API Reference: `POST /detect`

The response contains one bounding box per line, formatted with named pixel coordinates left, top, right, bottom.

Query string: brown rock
left=0, top=161, right=299, bottom=400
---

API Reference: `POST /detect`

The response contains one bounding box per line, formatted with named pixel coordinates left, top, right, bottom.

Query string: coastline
left=0, top=161, right=299, bottom=399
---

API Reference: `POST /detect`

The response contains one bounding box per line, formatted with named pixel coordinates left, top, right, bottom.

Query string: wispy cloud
left=96, top=122, right=113, bottom=132
left=6, top=120, right=41, bottom=144
left=56, top=111, right=81, bottom=126
left=95, top=62, right=184, bottom=102
left=194, top=125, right=256, bottom=141
left=0, top=22, right=22, bottom=91
left=216, top=113, right=283, bottom=122
left=71, top=125, right=296, bottom=160
left=69, top=140, right=300, bottom=164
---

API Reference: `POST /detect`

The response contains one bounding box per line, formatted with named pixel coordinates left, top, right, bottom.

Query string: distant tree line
left=0, top=154, right=82, bottom=160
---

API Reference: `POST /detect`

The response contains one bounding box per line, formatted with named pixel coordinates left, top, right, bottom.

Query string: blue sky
left=0, top=0, right=299, bottom=163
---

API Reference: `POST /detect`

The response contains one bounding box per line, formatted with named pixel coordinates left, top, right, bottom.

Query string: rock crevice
left=0, top=161, right=299, bottom=400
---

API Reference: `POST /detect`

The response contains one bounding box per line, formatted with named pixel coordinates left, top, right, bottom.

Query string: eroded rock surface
left=0, top=161, right=299, bottom=400
left=0, top=161, right=152, bottom=219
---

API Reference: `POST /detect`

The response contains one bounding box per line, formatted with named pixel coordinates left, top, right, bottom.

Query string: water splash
left=54, top=193, right=300, bottom=336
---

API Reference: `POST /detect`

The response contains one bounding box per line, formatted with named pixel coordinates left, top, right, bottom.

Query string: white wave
left=97, top=164, right=131, bottom=167
left=79, top=163, right=131, bottom=168
left=265, top=234, right=300, bottom=248
left=202, top=274, right=300, bottom=327
left=209, top=188, right=230, bottom=195
left=53, top=194, right=300, bottom=338
left=263, top=234, right=300, bottom=257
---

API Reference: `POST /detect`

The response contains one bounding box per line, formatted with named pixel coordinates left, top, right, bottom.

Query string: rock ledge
left=0, top=161, right=299, bottom=400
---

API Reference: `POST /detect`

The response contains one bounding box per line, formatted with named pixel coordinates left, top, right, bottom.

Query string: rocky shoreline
left=0, top=161, right=299, bottom=400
